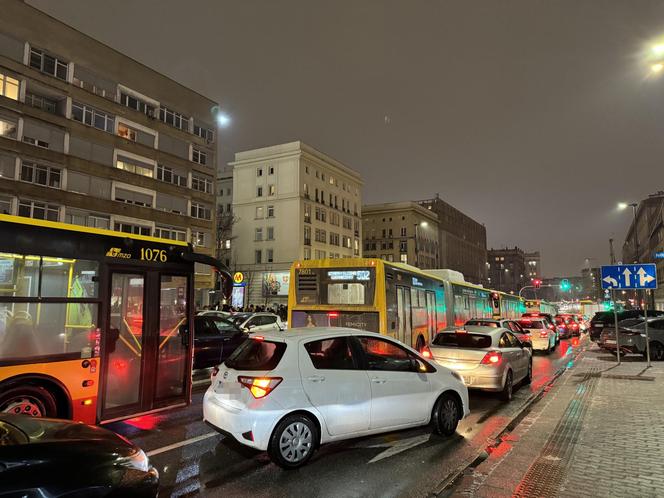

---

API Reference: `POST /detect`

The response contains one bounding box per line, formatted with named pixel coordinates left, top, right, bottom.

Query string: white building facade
left=230, top=141, right=363, bottom=306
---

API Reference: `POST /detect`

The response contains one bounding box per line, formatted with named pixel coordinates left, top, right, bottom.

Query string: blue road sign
left=655, top=251, right=664, bottom=259
left=601, top=264, right=658, bottom=290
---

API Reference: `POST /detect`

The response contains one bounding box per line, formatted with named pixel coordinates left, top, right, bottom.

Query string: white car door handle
left=371, top=378, right=387, bottom=384
left=307, top=375, right=325, bottom=383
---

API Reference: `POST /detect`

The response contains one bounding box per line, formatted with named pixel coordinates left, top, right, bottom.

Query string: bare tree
left=216, top=207, right=238, bottom=266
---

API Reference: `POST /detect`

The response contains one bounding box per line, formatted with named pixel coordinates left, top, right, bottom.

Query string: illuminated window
left=0, top=117, right=17, bottom=139
left=117, top=123, right=137, bottom=141
left=0, top=73, right=19, bottom=100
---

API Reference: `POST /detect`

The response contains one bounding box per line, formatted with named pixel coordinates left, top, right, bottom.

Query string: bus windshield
left=295, top=268, right=376, bottom=306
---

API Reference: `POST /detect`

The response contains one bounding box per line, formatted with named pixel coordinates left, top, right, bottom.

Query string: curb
left=430, top=338, right=589, bottom=497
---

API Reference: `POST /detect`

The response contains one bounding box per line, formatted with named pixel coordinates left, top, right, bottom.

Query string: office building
left=230, top=141, right=363, bottom=306
left=362, top=201, right=439, bottom=269
left=525, top=251, right=541, bottom=280
left=0, top=0, right=220, bottom=305
left=418, top=194, right=487, bottom=284
left=487, top=247, right=527, bottom=294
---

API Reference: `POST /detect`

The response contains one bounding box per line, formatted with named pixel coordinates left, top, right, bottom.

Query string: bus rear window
left=224, top=339, right=286, bottom=371
left=433, top=333, right=492, bottom=348
left=296, top=268, right=375, bottom=305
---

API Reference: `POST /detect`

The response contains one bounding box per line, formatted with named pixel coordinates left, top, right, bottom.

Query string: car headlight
left=118, top=448, right=150, bottom=472
left=450, top=370, right=464, bottom=384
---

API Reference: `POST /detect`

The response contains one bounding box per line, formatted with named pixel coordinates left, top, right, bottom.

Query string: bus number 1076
left=140, top=248, right=167, bottom=262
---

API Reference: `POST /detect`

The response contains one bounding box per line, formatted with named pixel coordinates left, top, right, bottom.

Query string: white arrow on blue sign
left=601, top=264, right=658, bottom=290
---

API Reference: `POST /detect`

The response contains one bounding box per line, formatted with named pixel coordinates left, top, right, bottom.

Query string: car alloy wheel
left=432, top=393, right=460, bottom=436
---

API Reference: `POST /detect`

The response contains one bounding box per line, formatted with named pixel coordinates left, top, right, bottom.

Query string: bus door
left=396, top=286, right=412, bottom=346
left=100, top=270, right=190, bottom=421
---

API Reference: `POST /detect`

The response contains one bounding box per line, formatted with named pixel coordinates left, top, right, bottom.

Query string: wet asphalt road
left=108, top=337, right=586, bottom=498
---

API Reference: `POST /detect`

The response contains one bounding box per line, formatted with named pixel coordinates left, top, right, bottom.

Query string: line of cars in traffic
left=1, top=308, right=586, bottom=494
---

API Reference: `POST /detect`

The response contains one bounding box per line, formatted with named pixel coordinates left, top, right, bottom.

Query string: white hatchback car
left=203, top=328, right=469, bottom=468
left=517, top=318, right=557, bottom=353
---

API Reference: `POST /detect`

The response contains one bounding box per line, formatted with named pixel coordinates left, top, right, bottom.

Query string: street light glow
left=651, top=63, right=664, bottom=74
left=216, top=112, right=231, bottom=127
left=420, top=221, right=428, bottom=227
left=617, top=202, right=628, bottom=210
left=652, top=44, right=664, bottom=56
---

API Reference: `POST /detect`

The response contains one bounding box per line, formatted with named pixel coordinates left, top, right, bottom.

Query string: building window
left=267, top=205, right=275, bottom=218
left=267, top=248, right=274, bottom=263
left=268, top=184, right=276, bottom=196
left=315, top=249, right=326, bottom=259
left=193, top=123, right=214, bottom=142
left=315, top=207, right=326, bottom=222
left=269, top=166, right=275, bottom=175
left=114, top=188, right=153, bottom=207
left=18, top=199, right=60, bottom=221
left=25, top=93, right=57, bottom=113
left=255, top=206, right=264, bottom=218
left=191, top=202, right=212, bottom=220
left=354, top=238, right=360, bottom=256
left=0, top=195, right=11, bottom=214
left=255, top=250, right=262, bottom=264
left=267, top=227, right=274, bottom=240
left=304, top=247, right=311, bottom=260
left=226, top=203, right=231, bottom=212
left=400, top=254, right=408, bottom=264
left=192, top=148, right=207, bottom=165
left=304, top=203, right=311, bottom=223
left=29, top=48, right=68, bottom=80
left=0, top=117, right=17, bottom=139
left=342, top=235, right=351, bottom=248
left=191, top=174, right=213, bottom=194
left=158, top=106, right=188, bottom=130
left=114, top=221, right=151, bottom=236
left=343, top=216, right=352, bottom=229
left=20, top=161, right=61, bottom=188
left=330, top=232, right=340, bottom=246
left=23, top=136, right=49, bottom=149
left=120, top=92, right=155, bottom=116
left=117, top=123, right=137, bottom=141
left=315, top=228, right=326, bottom=243
left=116, top=156, right=154, bottom=178
left=192, top=230, right=210, bottom=248
left=257, top=186, right=263, bottom=197
left=400, top=240, right=408, bottom=252
left=71, top=102, right=114, bottom=132
left=154, top=226, right=187, bottom=242
left=257, top=168, right=263, bottom=177
left=255, top=227, right=263, bottom=241
left=156, top=164, right=187, bottom=187
left=303, top=182, right=309, bottom=197
left=65, top=209, right=110, bottom=229
left=304, top=226, right=311, bottom=246
left=0, top=73, right=19, bottom=100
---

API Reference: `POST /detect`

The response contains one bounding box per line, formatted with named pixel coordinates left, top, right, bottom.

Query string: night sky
left=28, top=0, right=664, bottom=277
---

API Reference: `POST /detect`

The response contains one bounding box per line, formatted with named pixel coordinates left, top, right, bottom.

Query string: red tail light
left=238, top=376, right=282, bottom=399
left=252, top=336, right=265, bottom=341
left=328, top=312, right=339, bottom=318
left=481, top=351, right=502, bottom=365
left=421, top=346, right=433, bottom=359
left=547, top=324, right=555, bottom=330
left=540, top=331, right=549, bottom=338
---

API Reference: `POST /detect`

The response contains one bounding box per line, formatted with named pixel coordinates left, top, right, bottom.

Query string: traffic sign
left=655, top=251, right=664, bottom=259
left=601, top=264, right=658, bottom=289
left=233, top=272, right=244, bottom=284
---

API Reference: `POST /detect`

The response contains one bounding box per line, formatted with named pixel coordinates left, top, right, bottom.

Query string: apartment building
left=362, top=201, right=439, bottom=269
left=230, top=141, right=363, bottom=306
left=0, top=0, right=219, bottom=305
left=487, top=247, right=527, bottom=294
left=525, top=251, right=541, bottom=280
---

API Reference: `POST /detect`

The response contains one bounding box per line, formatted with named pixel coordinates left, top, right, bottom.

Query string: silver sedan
left=429, top=327, right=532, bottom=401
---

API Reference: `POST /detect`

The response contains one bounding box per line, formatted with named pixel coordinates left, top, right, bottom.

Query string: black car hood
left=2, top=414, right=129, bottom=448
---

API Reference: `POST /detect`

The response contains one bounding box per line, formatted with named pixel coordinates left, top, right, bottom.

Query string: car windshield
left=466, top=320, right=499, bottom=328
left=519, top=320, right=544, bottom=329
left=210, top=318, right=239, bottom=332
left=432, top=333, right=492, bottom=348
left=224, top=338, right=286, bottom=370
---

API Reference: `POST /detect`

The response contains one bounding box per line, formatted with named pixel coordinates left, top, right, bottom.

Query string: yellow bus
left=0, top=214, right=230, bottom=424
left=524, top=299, right=558, bottom=316
left=287, top=258, right=497, bottom=351
left=491, top=291, right=527, bottom=319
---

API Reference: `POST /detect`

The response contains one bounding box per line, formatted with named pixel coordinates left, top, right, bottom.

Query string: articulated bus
left=288, top=258, right=505, bottom=351
left=524, top=299, right=558, bottom=316
left=0, top=215, right=231, bottom=424
left=491, top=291, right=527, bottom=320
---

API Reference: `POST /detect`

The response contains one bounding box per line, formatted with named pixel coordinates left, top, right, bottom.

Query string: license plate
left=605, top=339, right=616, bottom=344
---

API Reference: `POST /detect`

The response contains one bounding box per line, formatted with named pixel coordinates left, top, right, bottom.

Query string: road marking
left=365, top=433, right=432, bottom=463
left=146, top=432, right=219, bottom=457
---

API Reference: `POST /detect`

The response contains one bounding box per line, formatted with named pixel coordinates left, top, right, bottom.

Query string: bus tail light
left=238, top=376, right=282, bottom=399
left=480, top=351, right=502, bottom=365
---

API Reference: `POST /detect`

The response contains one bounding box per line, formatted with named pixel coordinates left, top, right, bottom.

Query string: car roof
left=255, top=327, right=385, bottom=343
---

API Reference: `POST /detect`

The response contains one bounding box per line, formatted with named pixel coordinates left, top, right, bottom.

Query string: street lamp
left=618, top=202, right=639, bottom=263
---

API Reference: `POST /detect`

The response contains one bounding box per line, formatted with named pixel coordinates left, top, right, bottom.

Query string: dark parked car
left=589, top=310, right=664, bottom=342
left=193, top=315, right=248, bottom=369
left=0, top=414, right=158, bottom=497
left=598, top=317, right=664, bottom=360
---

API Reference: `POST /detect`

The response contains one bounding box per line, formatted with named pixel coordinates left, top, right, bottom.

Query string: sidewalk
left=448, top=340, right=664, bottom=498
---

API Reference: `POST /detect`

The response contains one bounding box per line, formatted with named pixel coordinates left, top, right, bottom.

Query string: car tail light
left=252, top=336, right=265, bottom=341
left=328, top=312, right=339, bottom=318
left=421, top=346, right=433, bottom=359
left=547, top=324, right=555, bottom=330
left=540, top=331, right=549, bottom=338
left=238, top=376, right=282, bottom=399
left=480, top=351, right=502, bottom=365
left=212, top=366, right=220, bottom=377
